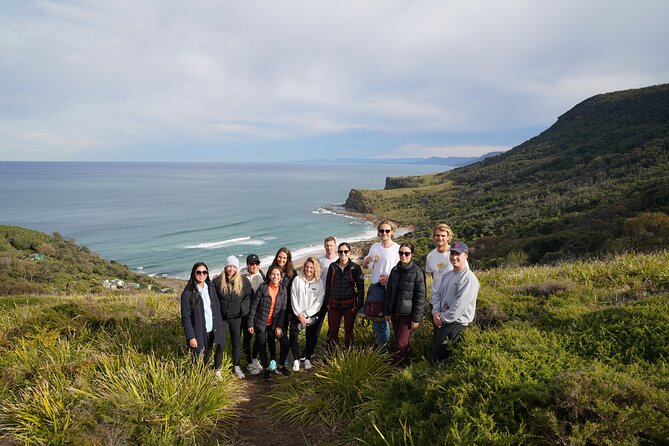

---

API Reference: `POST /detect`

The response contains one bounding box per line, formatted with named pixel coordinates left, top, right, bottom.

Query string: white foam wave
left=185, top=236, right=265, bottom=249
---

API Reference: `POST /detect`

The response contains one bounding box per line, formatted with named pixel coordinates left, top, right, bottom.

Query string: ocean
left=1, top=162, right=450, bottom=278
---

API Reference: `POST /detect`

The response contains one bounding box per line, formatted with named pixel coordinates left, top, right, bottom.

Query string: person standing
left=241, top=253, right=265, bottom=375
left=213, top=255, right=253, bottom=379
left=305, top=236, right=337, bottom=362
left=248, top=265, right=290, bottom=381
left=431, top=242, right=480, bottom=363
left=362, top=220, right=400, bottom=352
left=384, top=243, right=426, bottom=366
left=289, top=257, right=325, bottom=371
left=325, top=242, right=365, bottom=350
left=180, top=262, right=224, bottom=375
left=268, top=247, right=296, bottom=369
left=319, top=236, right=337, bottom=281
left=425, top=223, right=454, bottom=292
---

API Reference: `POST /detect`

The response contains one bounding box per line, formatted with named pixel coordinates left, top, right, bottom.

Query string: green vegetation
left=345, top=84, right=669, bottom=267
left=0, top=225, right=156, bottom=295
left=273, top=251, right=669, bottom=445
left=0, top=292, right=242, bottom=445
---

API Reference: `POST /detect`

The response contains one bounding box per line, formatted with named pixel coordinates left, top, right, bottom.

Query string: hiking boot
left=275, top=366, right=290, bottom=376
left=292, top=359, right=300, bottom=372
left=268, top=359, right=277, bottom=371
left=263, top=370, right=271, bottom=382
left=234, top=366, right=246, bottom=379
left=304, top=359, right=313, bottom=370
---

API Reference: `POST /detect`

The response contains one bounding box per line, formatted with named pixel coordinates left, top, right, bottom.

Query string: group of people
left=180, top=221, right=480, bottom=381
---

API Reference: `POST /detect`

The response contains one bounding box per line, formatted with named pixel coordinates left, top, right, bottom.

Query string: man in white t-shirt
left=362, top=220, right=400, bottom=351
left=425, top=223, right=454, bottom=298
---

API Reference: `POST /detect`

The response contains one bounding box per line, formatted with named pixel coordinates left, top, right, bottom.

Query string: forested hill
left=345, top=83, right=669, bottom=266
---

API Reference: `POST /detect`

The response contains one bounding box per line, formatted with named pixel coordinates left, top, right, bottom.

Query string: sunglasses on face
left=338, top=250, right=350, bottom=254
left=378, top=229, right=391, bottom=234
left=248, top=262, right=260, bottom=266
left=195, top=270, right=208, bottom=275
left=399, top=251, right=412, bottom=256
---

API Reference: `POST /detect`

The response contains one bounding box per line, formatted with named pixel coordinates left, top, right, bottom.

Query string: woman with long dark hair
left=268, top=247, right=296, bottom=369
left=213, top=255, right=253, bottom=379
left=247, top=265, right=290, bottom=381
left=180, top=262, right=224, bottom=375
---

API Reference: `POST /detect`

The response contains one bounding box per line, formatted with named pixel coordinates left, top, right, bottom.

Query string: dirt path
left=229, top=371, right=330, bottom=446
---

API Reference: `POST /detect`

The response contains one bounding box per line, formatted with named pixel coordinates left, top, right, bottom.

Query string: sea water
left=1, top=162, right=450, bottom=278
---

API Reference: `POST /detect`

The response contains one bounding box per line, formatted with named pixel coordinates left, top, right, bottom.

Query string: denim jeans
left=372, top=320, right=390, bottom=352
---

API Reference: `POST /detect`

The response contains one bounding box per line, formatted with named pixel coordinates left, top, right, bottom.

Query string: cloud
left=1, top=0, right=668, bottom=161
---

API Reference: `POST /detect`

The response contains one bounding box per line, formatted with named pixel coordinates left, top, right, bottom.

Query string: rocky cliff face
left=344, top=189, right=372, bottom=213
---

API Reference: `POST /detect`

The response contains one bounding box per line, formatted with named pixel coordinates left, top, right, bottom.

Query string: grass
left=1, top=251, right=668, bottom=444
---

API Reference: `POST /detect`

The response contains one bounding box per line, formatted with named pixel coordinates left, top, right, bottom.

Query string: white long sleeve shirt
left=430, top=267, right=479, bottom=326
left=291, top=274, right=325, bottom=318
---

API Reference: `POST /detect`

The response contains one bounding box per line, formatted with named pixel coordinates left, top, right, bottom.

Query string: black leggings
left=192, top=331, right=223, bottom=369
left=289, top=314, right=320, bottom=360
left=254, top=326, right=289, bottom=368
left=241, top=315, right=258, bottom=363
left=221, top=317, right=242, bottom=366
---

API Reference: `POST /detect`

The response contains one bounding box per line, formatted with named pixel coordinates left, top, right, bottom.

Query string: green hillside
left=345, top=84, right=669, bottom=266
left=0, top=225, right=156, bottom=295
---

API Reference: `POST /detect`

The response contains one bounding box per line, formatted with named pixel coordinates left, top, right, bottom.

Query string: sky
left=1, top=1, right=668, bottom=162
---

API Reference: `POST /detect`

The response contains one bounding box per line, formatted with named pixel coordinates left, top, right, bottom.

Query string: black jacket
left=325, top=260, right=365, bottom=311
left=385, top=261, right=426, bottom=323
left=180, top=281, right=224, bottom=350
left=212, top=274, right=253, bottom=319
left=248, top=281, right=287, bottom=332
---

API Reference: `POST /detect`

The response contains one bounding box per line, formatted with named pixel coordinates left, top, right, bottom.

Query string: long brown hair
left=186, top=262, right=208, bottom=308
left=270, top=247, right=295, bottom=279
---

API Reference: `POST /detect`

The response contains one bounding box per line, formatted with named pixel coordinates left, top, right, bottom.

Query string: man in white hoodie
left=430, top=242, right=480, bottom=362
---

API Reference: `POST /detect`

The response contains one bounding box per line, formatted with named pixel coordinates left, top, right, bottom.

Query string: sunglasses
left=399, top=251, right=412, bottom=256
left=248, top=262, right=260, bottom=266
left=195, top=270, right=208, bottom=275
left=378, top=229, right=392, bottom=234
left=338, top=250, right=350, bottom=254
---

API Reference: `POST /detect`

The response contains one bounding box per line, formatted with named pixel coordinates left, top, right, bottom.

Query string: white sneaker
left=248, top=359, right=261, bottom=375
left=234, top=366, right=246, bottom=379
left=215, top=370, right=223, bottom=381
left=292, top=359, right=300, bottom=372
left=304, top=359, right=313, bottom=370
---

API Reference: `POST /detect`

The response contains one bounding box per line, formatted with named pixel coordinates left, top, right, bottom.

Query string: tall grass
left=0, top=292, right=245, bottom=445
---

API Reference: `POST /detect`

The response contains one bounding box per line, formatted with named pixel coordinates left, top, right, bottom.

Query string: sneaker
left=268, top=360, right=277, bottom=371
left=234, top=366, right=246, bottom=379
left=304, top=359, right=313, bottom=370
left=263, top=370, right=271, bottom=382
left=215, top=370, right=223, bottom=381
left=248, top=359, right=261, bottom=375
left=275, top=366, right=290, bottom=376
left=292, top=359, right=300, bottom=372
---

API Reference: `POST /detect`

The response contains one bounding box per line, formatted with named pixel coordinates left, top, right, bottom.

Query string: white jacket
left=291, top=273, right=325, bottom=318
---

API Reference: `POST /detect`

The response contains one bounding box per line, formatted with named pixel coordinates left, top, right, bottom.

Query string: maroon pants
left=391, top=315, right=414, bottom=366
left=328, top=306, right=357, bottom=349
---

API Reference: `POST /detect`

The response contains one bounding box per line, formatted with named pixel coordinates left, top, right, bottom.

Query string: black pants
left=191, top=331, right=223, bottom=369
left=254, top=326, right=289, bottom=368
left=241, top=315, right=257, bottom=363
left=289, top=314, right=320, bottom=360
left=431, top=323, right=467, bottom=363
left=221, top=317, right=242, bottom=366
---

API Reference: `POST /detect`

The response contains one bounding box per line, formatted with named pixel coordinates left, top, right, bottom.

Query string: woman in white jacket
left=289, top=256, right=325, bottom=371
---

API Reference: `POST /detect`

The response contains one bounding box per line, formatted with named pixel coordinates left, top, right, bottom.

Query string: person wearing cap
left=213, top=255, right=254, bottom=378
left=430, top=241, right=480, bottom=363
left=241, top=253, right=265, bottom=374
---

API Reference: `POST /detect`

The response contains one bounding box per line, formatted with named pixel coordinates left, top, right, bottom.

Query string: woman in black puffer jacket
left=384, top=243, right=426, bottom=366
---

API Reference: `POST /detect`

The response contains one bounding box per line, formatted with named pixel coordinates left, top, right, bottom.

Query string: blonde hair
left=220, top=268, right=244, bottom=296
left=377, top=219, right=397, bottom=232
left=432, top=223, right=454, bottom=240
left=302, top=256, right=321, bottom=280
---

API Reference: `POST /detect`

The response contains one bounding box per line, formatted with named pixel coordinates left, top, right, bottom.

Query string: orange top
left=266, top=282, right=279, bottom=326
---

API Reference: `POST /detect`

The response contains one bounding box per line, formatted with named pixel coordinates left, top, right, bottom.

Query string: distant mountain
left=302, top=152, right=502, bottom=167
left=344, top=84, right=669, bottom=266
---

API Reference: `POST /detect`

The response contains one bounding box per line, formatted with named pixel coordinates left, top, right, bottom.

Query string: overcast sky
left=1, top=0, right=667, bottom=162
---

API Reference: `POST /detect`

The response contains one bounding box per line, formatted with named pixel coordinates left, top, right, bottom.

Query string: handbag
left=361, top=283, right=386, bottom=321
